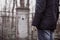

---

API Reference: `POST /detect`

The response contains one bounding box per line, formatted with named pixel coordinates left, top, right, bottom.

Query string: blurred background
left=0, top=0, right=60, bottom=40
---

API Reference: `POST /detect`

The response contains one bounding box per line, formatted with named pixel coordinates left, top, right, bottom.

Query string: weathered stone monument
left=16, top=0, right=29, bottom=40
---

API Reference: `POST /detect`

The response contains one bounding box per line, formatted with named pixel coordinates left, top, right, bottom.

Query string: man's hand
left=32, top=26, right=37, bottom=32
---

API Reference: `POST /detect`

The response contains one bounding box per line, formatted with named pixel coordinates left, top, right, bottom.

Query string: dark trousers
left=37, top=30, right=54, bottom=40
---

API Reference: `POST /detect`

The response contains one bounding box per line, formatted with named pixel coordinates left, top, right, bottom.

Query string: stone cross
left=20, top=0, right=24, bottom=8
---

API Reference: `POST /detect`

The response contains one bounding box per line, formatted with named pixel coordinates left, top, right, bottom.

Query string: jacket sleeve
left=32, top=0, right=46, bottom=27
left=57, top=0, right=59, bottom=20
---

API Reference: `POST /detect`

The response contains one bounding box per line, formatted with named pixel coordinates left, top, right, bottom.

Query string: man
left=32, top=0, right=59, bottom=40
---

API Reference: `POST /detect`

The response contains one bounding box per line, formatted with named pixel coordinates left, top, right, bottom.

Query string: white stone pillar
left=16, top=7, right=29, bottom=39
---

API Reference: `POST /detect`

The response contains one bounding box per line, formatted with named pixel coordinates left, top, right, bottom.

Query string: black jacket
left=32, top=0, right=59, bottom=30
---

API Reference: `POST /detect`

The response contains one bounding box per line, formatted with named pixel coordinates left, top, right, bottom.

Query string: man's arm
left=32, top=0, right=46, bottom=27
